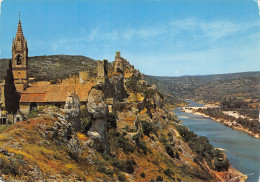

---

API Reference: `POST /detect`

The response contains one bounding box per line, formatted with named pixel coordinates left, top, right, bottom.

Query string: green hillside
left=145, top=72, right=260, bottom=103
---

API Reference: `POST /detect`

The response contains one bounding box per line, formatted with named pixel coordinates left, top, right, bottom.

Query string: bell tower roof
left=15, top=20, right=25, bottom=42
left=13, top=18, right=27, bottom=51
left=16, top=20, right=23, bottom=38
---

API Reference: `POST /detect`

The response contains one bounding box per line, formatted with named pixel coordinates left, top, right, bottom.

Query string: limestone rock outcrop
left=145, top=88, right=164, bottom=109
left=63, top=92, right=81, bottom=131
left=44, top=111, right=81, bottom=158
left=87, top=87, right=109, bottom=152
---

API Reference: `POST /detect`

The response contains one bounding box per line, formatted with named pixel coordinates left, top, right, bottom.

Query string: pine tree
left=4, top=60, right=20, bottom=114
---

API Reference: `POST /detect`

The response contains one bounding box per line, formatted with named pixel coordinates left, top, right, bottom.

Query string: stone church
left=7, top=20, right=95, bottom=115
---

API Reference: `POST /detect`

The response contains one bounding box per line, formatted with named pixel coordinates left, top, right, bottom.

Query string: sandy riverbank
left=181, top=107, right=260, bottom=139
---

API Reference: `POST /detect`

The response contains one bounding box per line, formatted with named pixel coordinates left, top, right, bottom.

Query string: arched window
left=29, top=102, right=38, bottom=111
left=16, top=55, right=22, bottom=65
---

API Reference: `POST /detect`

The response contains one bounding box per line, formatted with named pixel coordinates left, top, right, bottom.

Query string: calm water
left=174, top=100, right=260, bottom=182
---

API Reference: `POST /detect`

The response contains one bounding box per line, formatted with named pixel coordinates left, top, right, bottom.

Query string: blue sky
left=0, top=0, right=260, bottom=76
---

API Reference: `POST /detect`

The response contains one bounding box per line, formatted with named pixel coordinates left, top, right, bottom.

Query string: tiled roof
left=20, top=93, right=46, bottom=103
left=20, top=82, right=94, bottom=103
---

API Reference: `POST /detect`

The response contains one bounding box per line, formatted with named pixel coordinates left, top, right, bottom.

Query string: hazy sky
left=0, top=0, right=260, bottom=76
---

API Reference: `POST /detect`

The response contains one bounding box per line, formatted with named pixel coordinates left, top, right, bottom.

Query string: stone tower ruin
left=12, top=19, right=28, bottom=92
left=114, top=51, right=124, bottom=73
left=97, top=59, right=108, bottom=84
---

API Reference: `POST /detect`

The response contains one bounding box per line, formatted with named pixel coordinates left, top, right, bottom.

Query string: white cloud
left=0, top=0, right=3, bottom=14
left=39, top=18, right=259, bottom=54
left=170, top=18, right=259, bottom=42
left=254, top=0, right=260, bottom=15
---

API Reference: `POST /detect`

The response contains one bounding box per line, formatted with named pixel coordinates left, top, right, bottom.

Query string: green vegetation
left=141, top=120, right=158, bottom=137
left=27, top=107, right=44, bottom=119
left=145, top=72, right=260, bottom=103
left=0, top=124, right=11, bottom=133
left=108, top=130, right=135, bottom=153
left=99, top=153, right=136, bottom=175
left=4, top=60, right=20, bottom=114
left=0, top=156, right=23, bottom=175
left=221, top=99, right=249, bottom=109
left=80, top=108, right=91, bottom=133
left=197, top=108, right=260, bottom=134
left=133, top=133, right=150, bottom=155
left=126, top=75, right=146, bottom=93
left=107, top=113, right=117, bottom=130
left=176, top=125, right=229, bottom=171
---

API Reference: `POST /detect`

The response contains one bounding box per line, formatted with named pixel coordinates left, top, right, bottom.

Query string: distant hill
left=145, top=71, right=260, bottom=103
left=152, top=71, right=260, bottom=83
left=0, top=55, right=97, bottom=82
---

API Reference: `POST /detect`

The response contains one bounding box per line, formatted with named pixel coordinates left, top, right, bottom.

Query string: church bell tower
left=12, top=18, right=28, bottom=92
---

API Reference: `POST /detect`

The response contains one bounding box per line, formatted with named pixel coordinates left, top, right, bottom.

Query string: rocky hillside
left=0, top=66, right=246, bottom=181
left=0, top=55, right=97, bottom=82
left=145, top=71, right=260, bottom=103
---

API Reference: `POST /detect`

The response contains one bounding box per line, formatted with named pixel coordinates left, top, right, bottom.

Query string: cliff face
left=0, top=61, right=247, bottom=181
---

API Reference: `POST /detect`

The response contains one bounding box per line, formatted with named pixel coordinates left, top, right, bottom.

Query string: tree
left=4, top=60, right=20, bottom=114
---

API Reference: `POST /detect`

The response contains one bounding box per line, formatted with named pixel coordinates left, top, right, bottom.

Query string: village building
left=19, top=81, right=95, bottom=114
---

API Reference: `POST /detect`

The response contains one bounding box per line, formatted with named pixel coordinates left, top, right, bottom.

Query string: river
left=174, top=100, right=260, bottom=182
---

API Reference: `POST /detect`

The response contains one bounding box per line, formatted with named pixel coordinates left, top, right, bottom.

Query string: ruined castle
left=0, top=19, right=140, bottom=123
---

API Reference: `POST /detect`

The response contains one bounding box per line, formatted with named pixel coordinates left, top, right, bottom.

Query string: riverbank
left=182, top=107, right=260, bottom=139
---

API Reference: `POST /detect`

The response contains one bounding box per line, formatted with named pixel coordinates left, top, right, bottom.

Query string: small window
left=18, top=72, right=20, bottom=74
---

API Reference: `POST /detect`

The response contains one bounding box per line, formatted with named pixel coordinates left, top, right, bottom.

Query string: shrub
left=80, top=108, right=91, bottom=133
left=140, top=172, right=146, bottom=178
left=125, top=75, right=146, bottom=93
left=27, top=108, right=44, bottom=119
left=160, top=133, right=168, bottom=145
left=164, top=168, right=175, bottom=179
left=107, top=113, right=117, bottom=130
left=112, top=159, right=136, bottom=174
left=214, top=157, right=229, bottom=172
left=97, top=165, right=114, bottom=176
left=133, top=133, right=150, bottom=155
left=108, top=130, right=135, bottom=153
left=175, top=150, right=180, bottom=159
left=193, top=155, right=203, bottom=165
left=156, top=176, right=164, bottom=181
left=118, top=172, right=126, bottom=181
left=141, top=120, right=154, bottom=136
left=165, top=144, right=175, bottom=158
left=0, top=158, right=21, bottom=176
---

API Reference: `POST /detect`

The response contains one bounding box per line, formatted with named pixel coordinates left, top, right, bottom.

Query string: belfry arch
left=16, top=54, right=22, bottom=65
